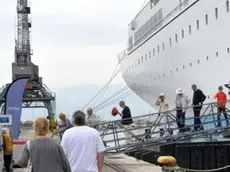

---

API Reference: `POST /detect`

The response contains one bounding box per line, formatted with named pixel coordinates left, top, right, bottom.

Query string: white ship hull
left=119, top=0, right=230, bottom=108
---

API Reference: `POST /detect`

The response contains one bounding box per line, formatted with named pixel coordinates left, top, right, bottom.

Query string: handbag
left=25, top=141, right=32, bottom=172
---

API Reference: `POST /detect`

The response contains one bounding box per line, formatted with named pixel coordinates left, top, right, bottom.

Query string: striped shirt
left=18, top=137, right=71, bottom=172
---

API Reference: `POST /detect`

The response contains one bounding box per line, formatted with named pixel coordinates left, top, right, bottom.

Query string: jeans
left=193, top=106, right=203, bottom=131
left=176, top=108, right=185, bottom=132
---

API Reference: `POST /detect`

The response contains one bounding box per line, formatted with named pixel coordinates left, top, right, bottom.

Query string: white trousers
left=122, top=125, right=131, bottom=143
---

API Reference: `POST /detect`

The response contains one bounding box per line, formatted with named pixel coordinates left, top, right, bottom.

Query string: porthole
left=190, top=62, right=192, bottom=67
left=189, top=25, right=191, bottom=35
left=216, top=52, right=219, bottom=57
left=206, top=56, right=209, bottom=61
left=197, top=59, right=200, bottom=64
left=205, top=14, right=208, bottom=25
left=215, top=8, right=218, bottom=19
left=227, top=47, right=230, bottom=53
left=182, top=30, right=184, bottom=38
left=197, top=20, right=199, bottom=30
left=227, top=1, right=229, bottom=12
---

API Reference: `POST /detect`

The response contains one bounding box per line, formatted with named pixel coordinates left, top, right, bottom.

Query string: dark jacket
left=193, top=89, right=206, bottom=106
left=121, top=106, right=133, bottom=125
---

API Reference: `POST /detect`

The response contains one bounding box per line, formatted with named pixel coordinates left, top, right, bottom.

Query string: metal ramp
left=92, top=100, right=230, bottom=156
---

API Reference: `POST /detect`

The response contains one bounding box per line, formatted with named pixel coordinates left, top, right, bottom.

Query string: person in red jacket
left=214, top=86, right=229, bottom=127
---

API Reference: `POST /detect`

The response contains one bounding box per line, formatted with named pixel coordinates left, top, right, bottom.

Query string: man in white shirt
left=61, top=110, right=105, bottom=172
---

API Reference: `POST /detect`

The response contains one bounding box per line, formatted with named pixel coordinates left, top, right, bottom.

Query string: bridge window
left=215, top=8, right=218, bottom=19
left=227, top=1, right=229, bottom=12
left=197, top=20, right=199, bottom=30
left=205, top=14, right=208, bottom=25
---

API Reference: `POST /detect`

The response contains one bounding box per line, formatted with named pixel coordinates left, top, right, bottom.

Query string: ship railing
left=117, top=50, right=127, bottom=62
left=90, top=100, right=230, bottom=154
left=134, top=0, right=195, bottom=47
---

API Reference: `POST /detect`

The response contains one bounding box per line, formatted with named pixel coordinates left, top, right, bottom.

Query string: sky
left=0, top=0, right=146, bottom=90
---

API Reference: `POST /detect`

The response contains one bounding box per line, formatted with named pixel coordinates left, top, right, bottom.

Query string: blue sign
left=5, top=78, right=29, bottom=139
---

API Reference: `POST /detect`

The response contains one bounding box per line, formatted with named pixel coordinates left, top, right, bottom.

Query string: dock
left=12, top=128, right=161, bottom=172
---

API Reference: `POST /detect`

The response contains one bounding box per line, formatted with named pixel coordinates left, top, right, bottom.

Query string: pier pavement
left=12, top=128, right=161, bottom=172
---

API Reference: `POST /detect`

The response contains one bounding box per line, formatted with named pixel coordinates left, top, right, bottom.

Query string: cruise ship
left=118, top=0, right=230, bottom=107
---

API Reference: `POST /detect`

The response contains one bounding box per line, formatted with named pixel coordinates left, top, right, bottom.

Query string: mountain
left=21, top=84, right=155, bottom=121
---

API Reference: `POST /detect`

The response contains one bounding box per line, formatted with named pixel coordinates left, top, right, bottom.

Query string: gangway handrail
left=91, top=99, right=230, bottom=127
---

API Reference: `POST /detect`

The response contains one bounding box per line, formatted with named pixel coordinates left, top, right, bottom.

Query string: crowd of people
left=155, top=84, right=229, bottom=136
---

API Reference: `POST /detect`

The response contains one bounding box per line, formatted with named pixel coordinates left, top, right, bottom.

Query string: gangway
left=90, top=100, right=230, bottom=156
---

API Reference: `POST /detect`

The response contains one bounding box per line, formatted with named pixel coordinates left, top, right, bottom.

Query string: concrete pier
left=13, top=129, right=161, bottom=172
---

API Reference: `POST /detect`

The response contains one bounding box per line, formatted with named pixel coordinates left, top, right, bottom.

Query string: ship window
left=197, top=20, right=199, bottom=30
left=162, top=42, right=165, bottom=50
left=190, top=62, right=192, bottom=67
left=157, top=46, right=160, bottom=53
left=176, top=68, right=178, bottom=72
left=135, top=63, right=137, bottom=66
left=153, top=49, right=155, bottom=56
left=145, top=54, right=147, bottom=61
left=170, top=70, right=173, bottom=74
left=132, top=65, right=134, bottom=68
left=227, top=47, right=230, bottom=53
left=141, top=56, right=144, bottom=63
left=216, top=52, right=219, bottom=57
left=206, top=56, right=209, bottom=61
left=175, top=34, right=178, bottom=42
left=182, top=29, right=184, bottom=38
left=205, top=14, right=208, bottom=25
left=227, top=1, right=229, bottom=12
left=149, top=51, right=151, bottom=58
left=169, top=38, right=172, bottom=46
left=182, top=65, right=185, bottom=69
left=215, top=8, right=218, bottom=19
left=189, top=25, right=191, bottom=35
left=163, top=73, right=165, bottom=76
left=197, top=59, right=200, bottom=64
left=138, top=58, right=140, bottom=65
